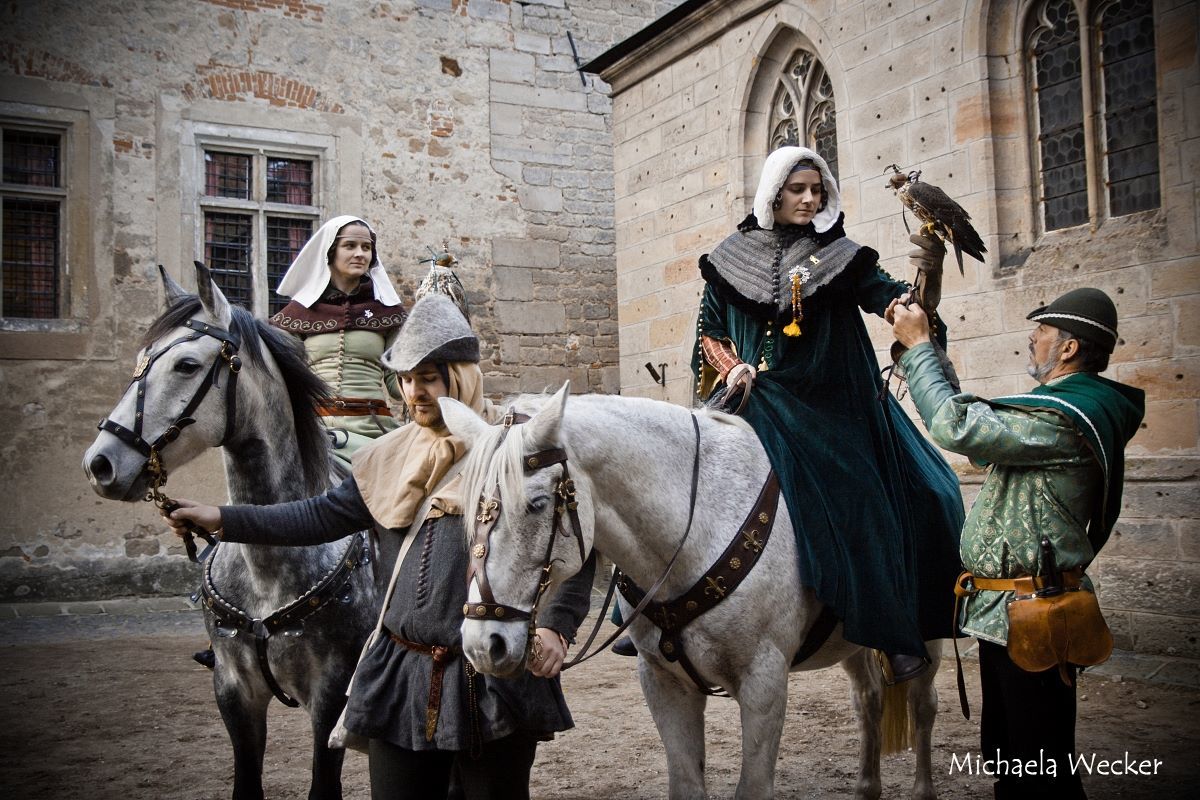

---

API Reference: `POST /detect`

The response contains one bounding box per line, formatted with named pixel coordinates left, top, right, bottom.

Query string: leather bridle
left=463, top=413, right=587, bottom=651
left=97, top=318, right=242, bottom=562
left=462, top=410, right=703, bottom=671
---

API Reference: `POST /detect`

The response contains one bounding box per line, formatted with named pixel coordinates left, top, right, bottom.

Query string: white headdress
left=752, top=146, right=842, bottom=233
left=275, top=215, right=403, bottom=308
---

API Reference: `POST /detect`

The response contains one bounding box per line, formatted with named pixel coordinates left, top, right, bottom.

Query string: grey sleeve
left=538, top=551, right=597, bottom=644
left=220, top=476, right=373, bottom=546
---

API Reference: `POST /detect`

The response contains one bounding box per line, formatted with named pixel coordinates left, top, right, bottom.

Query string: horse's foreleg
left=907, top=648, right=941, bottom=800
left=306, top=687, right=348, bottom=800
left=842, top=649, right=883, bottom=800
left=731, top=652, right=789, bottom=800
left=214, top=667, right=272, bottom=800
left=639, top=659, right=708, bottom=800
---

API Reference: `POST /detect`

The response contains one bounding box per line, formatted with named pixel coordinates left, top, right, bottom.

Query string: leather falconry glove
left=889, top=233, right=961, bottom=392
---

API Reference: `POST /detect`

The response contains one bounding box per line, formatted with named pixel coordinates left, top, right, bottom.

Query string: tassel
left=782, top=270, right=803, bottom=336
left=783, top=262, right=813, bottom=337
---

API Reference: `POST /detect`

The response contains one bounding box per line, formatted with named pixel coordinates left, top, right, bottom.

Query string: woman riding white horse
left=693, top=146, right=964, bottom=682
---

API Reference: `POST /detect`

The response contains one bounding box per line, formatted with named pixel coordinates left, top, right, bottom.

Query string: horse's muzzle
left=83, top=442, right=149, bottom=501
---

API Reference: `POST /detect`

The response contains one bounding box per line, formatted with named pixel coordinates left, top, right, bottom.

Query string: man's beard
left=1027, top=341, right=1064, bottom=382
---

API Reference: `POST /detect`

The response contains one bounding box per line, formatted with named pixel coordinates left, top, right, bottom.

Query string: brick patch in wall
left=183, top=67, right=343, bottom=113
left=199, top=0, right=324, bottom=22
left=112, top=135, right=154, bottom=159
left=428, top=100, right=455, bottom=138
left=0, top=43, right=111, bottom=88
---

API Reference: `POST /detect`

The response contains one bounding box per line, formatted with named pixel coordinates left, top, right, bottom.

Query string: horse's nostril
left=88, top=453, right=115, bottom=486
left=487, top=633, right=507, bottom=663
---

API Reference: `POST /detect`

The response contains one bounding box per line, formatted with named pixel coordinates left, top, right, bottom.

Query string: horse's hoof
left=193, top=648, right=216, bottom=670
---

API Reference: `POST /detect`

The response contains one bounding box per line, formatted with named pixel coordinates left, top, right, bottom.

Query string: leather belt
left=956, top=566, right=1084, bottom=598
left=386, top=629, right=460, bottom=741
left=316, top=397, right=393, bottom=417
left=950, top=565, right=1086, bottom=720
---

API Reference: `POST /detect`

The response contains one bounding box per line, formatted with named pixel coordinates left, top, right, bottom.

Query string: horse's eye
left=526, top=496, right=550, bottom=514
left=174, top=359, right=202, bottom=375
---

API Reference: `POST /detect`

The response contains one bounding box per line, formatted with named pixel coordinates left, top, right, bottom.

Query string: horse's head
left=443, top=383, right=595, bottom=678
left=83, top=262, right=244, bottom=501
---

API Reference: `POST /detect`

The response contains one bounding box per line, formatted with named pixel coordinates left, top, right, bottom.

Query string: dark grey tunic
left=221, top=476, right=595, bottom=751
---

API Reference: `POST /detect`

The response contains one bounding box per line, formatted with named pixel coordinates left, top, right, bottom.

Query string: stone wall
left=0, top=0, right=683, bottom=601
left=597, top=0, right=1199, bottom=661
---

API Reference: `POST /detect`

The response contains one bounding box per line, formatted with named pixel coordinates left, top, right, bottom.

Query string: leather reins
left=463, top=411, right=703, bottom=672
left=97, top=318, right=242, bottom=562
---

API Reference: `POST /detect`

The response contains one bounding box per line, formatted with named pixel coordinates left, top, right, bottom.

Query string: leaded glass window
left=1026, top=0, right=1161, bottom=234
left=1030, top=0, right=1087, bottom=231
left=199, top=148, right=318, bottom=316
left=768, top=49, right=838, bottom=180
left=1098, top=0, right=1159, bottom=216
left=1, top=127, right=65, bottom=318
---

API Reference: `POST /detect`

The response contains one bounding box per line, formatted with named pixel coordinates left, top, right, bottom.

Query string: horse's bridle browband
left=97, top=318, right=242, bottom=562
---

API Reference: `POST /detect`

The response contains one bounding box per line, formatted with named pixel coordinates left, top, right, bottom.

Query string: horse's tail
left=879, top=666, right=914, bottom=755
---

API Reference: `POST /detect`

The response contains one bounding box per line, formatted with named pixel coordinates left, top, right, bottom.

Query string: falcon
left=417, top=242, right=470, bottom=322
left=885, top=165, right=986, bottom=274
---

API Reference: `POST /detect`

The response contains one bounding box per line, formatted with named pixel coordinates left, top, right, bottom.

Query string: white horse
left=443, top=384, right=942, bottom=800
left=83, top=264, right=378, bottom=800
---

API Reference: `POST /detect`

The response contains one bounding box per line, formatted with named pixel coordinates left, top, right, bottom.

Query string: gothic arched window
left=1027, top=0, right=1159, bottom=232
left=767, top=49, right=838, bottom=180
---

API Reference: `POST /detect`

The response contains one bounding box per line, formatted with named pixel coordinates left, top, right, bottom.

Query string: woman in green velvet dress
left=692, top=146, right=964, bottom=682
left=271, top=216, right=408, bottom=467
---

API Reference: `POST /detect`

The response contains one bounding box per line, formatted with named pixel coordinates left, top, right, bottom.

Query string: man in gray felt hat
left=165, top=292, right=595, bottom=799
left=891, top=286, right=1144, bottom=800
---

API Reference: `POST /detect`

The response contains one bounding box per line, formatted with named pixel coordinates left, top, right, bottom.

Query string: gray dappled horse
left=83, top=263, right=378, bottom=800
left=445, top=385, right=943, bottom=800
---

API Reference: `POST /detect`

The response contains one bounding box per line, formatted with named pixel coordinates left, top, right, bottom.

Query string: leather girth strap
left=201, top=532, right=369, bottom=707
left=950, top=567, right=1085, bottom=719
left=618, top=472, right=780, bottom=695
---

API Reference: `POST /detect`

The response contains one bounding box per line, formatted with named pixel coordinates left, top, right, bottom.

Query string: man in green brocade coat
left=894, top=287, right=1144, bottom=800
left=690, top=146, right=965, bottom=683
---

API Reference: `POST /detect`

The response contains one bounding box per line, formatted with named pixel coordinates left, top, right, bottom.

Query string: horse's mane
left=459, top=393, right=555, bottom=540
left=144, top=296, right=332, bottom=495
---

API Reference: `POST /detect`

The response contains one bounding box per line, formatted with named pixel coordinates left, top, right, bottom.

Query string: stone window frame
left=765, top=46, right=838, bottom=179
left=0, top=80, right=109, bottom=361
left=1024, top=0, right=1161, bottom=236
left=1, top=122, right=69, bottom=320
left=183, top=123, right=333, bottom=319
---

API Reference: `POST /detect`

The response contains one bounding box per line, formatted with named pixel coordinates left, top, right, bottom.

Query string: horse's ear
left=440, top=397, right=490, bottom=446
left=159, top=265, right=189, bottom=307
left=193, top=260, right=232, bottom=326
left=526, top=381, right=570, bottom=449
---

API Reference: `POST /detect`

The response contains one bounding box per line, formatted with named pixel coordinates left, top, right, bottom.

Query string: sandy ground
left=1, top=608, right=1197, bottom=800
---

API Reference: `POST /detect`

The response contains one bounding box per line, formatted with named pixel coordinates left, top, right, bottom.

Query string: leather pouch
left=1006, top=585, right=1113, bottom=684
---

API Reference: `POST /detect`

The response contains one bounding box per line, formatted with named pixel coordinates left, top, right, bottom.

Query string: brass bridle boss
left=463, top=413, right=588, bottom=661
left=97, top=317, right=243, bottom=562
